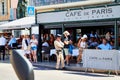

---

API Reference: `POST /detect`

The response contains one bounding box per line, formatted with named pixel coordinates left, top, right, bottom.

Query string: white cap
left=56, top=34, right=62, bottom=37
left=63, top=31, right=70, bottom=35
left=82, top=34, right=88, bottom=39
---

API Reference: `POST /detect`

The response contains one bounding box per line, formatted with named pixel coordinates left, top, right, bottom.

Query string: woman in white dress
left=22, top=35, right=31, bottom=60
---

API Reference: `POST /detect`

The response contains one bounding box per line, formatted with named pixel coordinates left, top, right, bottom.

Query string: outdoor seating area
left=50, top=48, right=79, bottom=57
left=42, top=46, right=51, bottom=61
left=42, top=48, right=79, bottom=63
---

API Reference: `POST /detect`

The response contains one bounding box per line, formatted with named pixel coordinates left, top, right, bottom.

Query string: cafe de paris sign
left=37, top=5, right=120, bottom=24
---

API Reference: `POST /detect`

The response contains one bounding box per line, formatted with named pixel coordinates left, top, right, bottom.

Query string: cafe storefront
left=36, top=1, right=120, bottom=62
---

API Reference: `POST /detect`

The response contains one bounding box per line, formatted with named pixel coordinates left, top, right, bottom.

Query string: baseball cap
left=83, top=34, right=87, bottom=38
left=56, top=34, right=62, bottom=37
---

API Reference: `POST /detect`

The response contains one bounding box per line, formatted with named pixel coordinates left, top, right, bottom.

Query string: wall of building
left=0, top=0, right=10, bottom=21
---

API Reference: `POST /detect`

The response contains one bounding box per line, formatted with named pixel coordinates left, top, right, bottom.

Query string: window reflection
left=29, top=0, right=86, bottom=6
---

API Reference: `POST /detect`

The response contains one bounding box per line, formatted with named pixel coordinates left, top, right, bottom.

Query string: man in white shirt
left=0, top=35, right=7, bottom=60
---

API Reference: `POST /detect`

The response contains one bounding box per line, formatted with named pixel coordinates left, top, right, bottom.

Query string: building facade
left=36, top=0, right=120, bottom=38
left=29, top=0, right=85, bottom=6
left=35, top=0, right=120, bottom=62
left=0, top=0, right=10, bottom=22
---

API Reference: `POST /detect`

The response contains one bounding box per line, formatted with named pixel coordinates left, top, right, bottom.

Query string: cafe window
left=2, top=2, right=5, bottom=15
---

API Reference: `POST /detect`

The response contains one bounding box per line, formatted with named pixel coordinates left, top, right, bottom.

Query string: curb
left=33, top=62, right=120, bottom=75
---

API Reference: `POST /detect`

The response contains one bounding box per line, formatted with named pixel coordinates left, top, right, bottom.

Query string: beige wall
left=0, top=0, right=10, bottom=21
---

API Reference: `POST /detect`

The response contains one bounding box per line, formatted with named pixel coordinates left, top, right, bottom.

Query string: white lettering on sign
left=37, top=5, right=120, bottom=24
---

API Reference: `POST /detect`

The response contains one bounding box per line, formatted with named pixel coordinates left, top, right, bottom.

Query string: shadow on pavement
left=0, top=60, right=10, bottom=64
left=33, top=66, right=55, bottom=71
left=63, top=71, right=114, bottom=77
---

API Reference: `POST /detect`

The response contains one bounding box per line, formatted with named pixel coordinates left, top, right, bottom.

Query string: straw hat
left=63, top=31, right=70, bottom=35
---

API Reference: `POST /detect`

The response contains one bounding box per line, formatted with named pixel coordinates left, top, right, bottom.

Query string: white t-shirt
left=0, top=36, right=6, bottom=45
left=80, top=41, right=86, bottom=49
left=30, top=39, right=38, bottom=47
left=22, top=38, right=30, bottom=50
left=22, top=38, right=31, bottom=54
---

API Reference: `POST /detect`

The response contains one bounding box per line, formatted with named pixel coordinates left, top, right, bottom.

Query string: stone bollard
left=10, top=50, right=34, bottom=80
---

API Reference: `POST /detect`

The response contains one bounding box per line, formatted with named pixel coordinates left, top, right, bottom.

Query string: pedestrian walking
left=63, top=31, right=72, bottom=66
left=77, top=34, right=88, bottom=64
left=0, top=35, right=7, bottom=60
left=30, top=34, right=38, bottom=63
left=22, top=35, right=31, bottom=60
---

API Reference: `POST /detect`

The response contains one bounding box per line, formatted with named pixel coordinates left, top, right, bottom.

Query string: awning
left=0, top=16, right=35, bottom=30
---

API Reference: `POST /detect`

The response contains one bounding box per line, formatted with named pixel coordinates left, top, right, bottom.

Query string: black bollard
left=10, top=50, right=34, bottom=80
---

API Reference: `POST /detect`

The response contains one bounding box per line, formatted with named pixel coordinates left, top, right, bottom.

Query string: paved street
left=0, top=60, right=120, bottom=80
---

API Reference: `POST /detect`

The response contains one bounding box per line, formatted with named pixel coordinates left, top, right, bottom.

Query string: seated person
left=42, top=40, right=49, bottom=47
left=42, top=40, right=50, bottom=59
left=96, top=38, right=112, bottom=50
left=89, top=38, right=99, bottom=49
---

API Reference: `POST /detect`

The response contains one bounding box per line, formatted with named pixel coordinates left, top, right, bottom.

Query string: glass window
left=34, top=0, right=87, bottom=6
left=2, top=2, right=5, bottom=15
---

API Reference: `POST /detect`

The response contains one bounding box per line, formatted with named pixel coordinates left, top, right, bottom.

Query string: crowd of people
left=21, top=34, right=38, bottom=63
left=49, top=31, right=115, bottom=69
left=0, top=34, right=38, bottom=63
left=0, top=35, right=17, bottom=60
left=0, top=30, right=115, bottom=69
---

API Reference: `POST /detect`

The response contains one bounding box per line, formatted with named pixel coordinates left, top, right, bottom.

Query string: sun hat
left=63, top=31, right=70, bottom=35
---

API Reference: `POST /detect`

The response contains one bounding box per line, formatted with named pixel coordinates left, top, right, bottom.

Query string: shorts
left=64, top=48, right=71, bottom=55
left=31, top=46, right=37, bottom=51
left=79, top=47, right=83, bottom=54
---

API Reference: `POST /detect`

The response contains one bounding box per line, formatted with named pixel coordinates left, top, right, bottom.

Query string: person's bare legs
left=77, top=48, right=83, bottom=64
left=29, top=53, right=32, bottom=61
left=31, top=50, right=35, bottom=62
left=77, top=53, right=82, bottom=63
left=65, top=55, right=69, bottom=65
left=34, top=50, right=37, bottom=62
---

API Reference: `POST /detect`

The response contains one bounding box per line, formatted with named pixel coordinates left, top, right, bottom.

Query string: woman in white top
left=30, top=34, right=38, bottom=62
left=77, top=35, right=88, bottom=64
left=22, top=35, right=31, bottom=60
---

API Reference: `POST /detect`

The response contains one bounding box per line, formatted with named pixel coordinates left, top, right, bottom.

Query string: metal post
left=114, top=20, right=119, bottom=50
left=37, top=24, right=44, bottom=62
left=62, top=24, right=65, bottom=33
left=29, top=28, right=32, bottom=36
left=62, top=24, right=65, bottom=40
